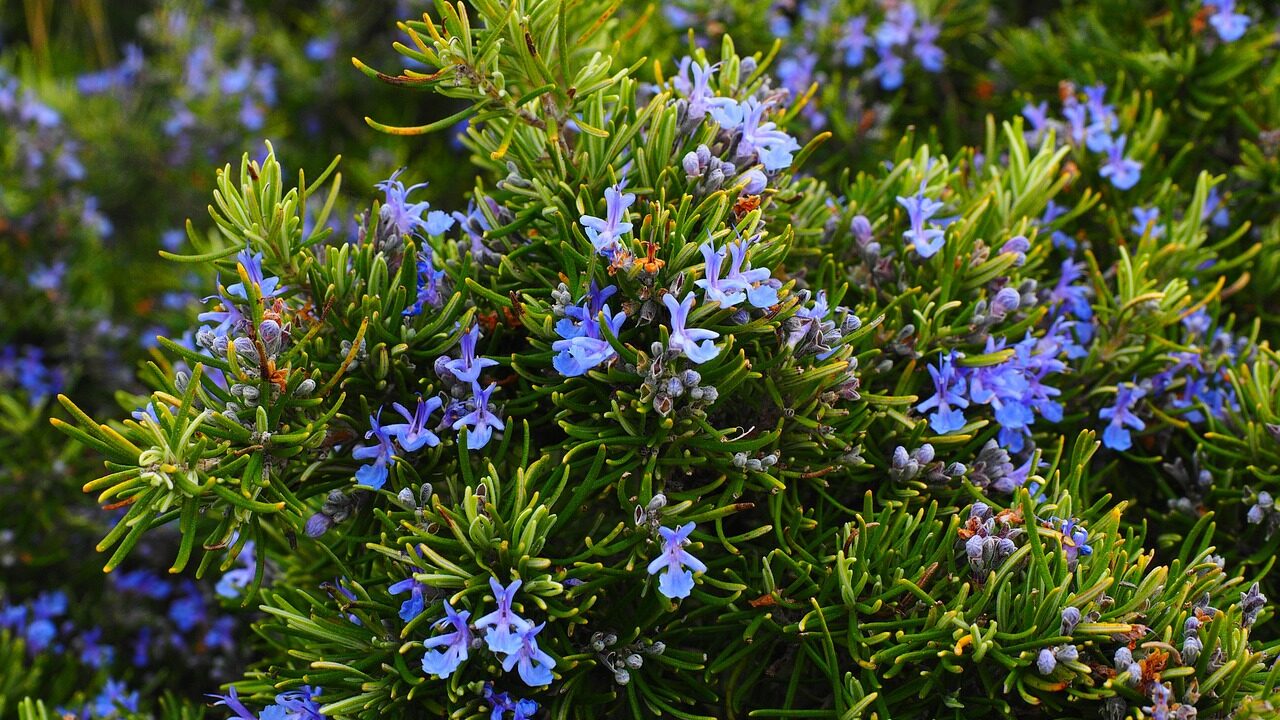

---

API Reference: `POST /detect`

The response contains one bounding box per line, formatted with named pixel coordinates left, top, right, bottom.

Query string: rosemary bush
left=4, top=1, right=1280, bottom=719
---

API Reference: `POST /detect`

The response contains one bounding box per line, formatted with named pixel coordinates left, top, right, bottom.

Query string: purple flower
left=474, top=577, right=532, bottom=655
left=647, top=522, right=707, bottom=599
left=198, top=288, right=248, bottom=337
left=1099, top=382, right=1146, bottom=451
left=897, top=181, right=946, bottom=258
left=673, top=57, right=718, bottom=121
left=353, top=412, right=396, bottom=489
left=389, top=575, right=429, bottom=622
left=377, top=169, right=455, bottom=238
left=444, top=325, right=499, bottom=383
left=1062, top=99, right=1088, bottom=146
left=726, top=240, right=779, bottom=308
left=1037, top=648, right=1057, bottom=675
left=421, top=600, right=472, bottom=678
left=916, top=351, right=969, bottom=434
left=501, top=622, right=557, bottom=687
left=663, top=292, right=720, bottom=364
left=581, top=183, right=635, bottom=260
left=695, top=241, right=746, bottom=307
left=385, top=396, right=443, bottom=452
left=1206, top=0, right=1250, bottom=42
left=453, top=381, right=504, bottom=450
left=1099, top=135, right=1142, bottom=190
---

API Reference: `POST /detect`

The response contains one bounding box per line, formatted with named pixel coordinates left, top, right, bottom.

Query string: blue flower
left=1203, top=186, right=1230, bottom=228
left=1022, top=101, right=1051, bottom=146
left=168, top=587, right=206, bottom=632
left=872, top=47, right=905, bottom=90
left=77, top=628, right=114, bottom=669
left=916, top=351, right=969, bottom=434
left=385, top=396, right=443, bottom=452
left=912, top=20, right=945, bottom=73
left=581, top=183, right=635, bottom=261
left=663, top=293, right=720, bottom=364
left=694, top=240, right=746, bottom=307
left=198, top=288, right=247, bottom=337
left=1082, top=84, right=1117, bottom=153
left=209, top=686, right=258, bottom=720
left=501, top=622, right=557, bottom=687
left=403, top=250, right=449, bottom=316
left=1062, top=98, right=1088, bottom=146
left=1099, top=135, right=1142, bottom=190
left=227, top=246, right=283, bottom=300
left=474, top=577, right=532, bottom=655
left=28, top=261, right=66, bottom=293
left=215, top=541, right=257, bottom=598
left=837, top=16, right=871, bottom=66
left=717, top=97, right=801, bottom=172
left=876, top=3, right=916, bottom=47
left=484, top=685, right=540, bottom=720
left=1057, top=518, right=1093, bottom=566
left=1048, top=260, right=1093, bottom=322
left=33, top=590, right=67, bottom=619
left=672, top=57, right=718, bottom=121
left=274, top=686, right=325, bottom=720
left=1206, top=0, right=1250, bottom=42
left=552, top=284, right=627, bottom=377
left=1038, top=200, right=1075, bottom=251
left=453, top=381, right=505, bottom=450
left=25, top=617, right=57, bottom=652
left=353, top=412, right=396, bottom=490
left=377, top=169, right=455, bottom=238
left=89, top=679, right=140, bottom=718
left=421, top=600, right=472, bottom=679
left=444, top=325, right=500, bottom=383
left=390, top=576, right=429, bottom=622
left=647, top=522, right=707, bottom=599
left=1099, top=382, right=1146, bottom=451
left=897, top=181, right=946, bottom=258
left=1130, top=206, right=1164, bottom=239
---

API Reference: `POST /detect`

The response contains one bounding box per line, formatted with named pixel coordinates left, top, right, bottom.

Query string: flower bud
left=850, top=215, right=873, bottom=244
left=304, top=512, right=334, bottom=539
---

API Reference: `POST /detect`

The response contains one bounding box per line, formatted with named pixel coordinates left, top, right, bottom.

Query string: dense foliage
left=3, top=1, right=1280, bottom=718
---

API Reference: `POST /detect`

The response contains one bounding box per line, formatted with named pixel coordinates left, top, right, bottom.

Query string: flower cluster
left=417, top=577, right=556, bottom=693
left=1023, top=82, right=1143, bottom=190
left=212, top=685, right=326, bottom=720
left=917, top=325, right=1071, bottom=454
